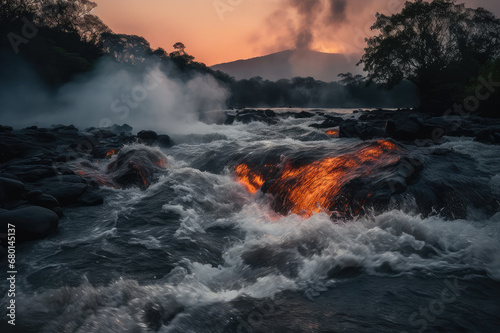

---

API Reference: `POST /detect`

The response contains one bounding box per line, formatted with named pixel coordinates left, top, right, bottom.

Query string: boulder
left=137, top=130, right=158, bottom=141
left=339, top=120, right=362, bottom=138
left=475, top=128, right=500, bottom=145
left=157, top=135, right=173, bottom=148
left=0, top=177, right=26, bottom=203
left=0, top=206, right=59, bottom=243
left=107, top=148, right=167, bottom=190
left=293, top=111, right=315, bottom=119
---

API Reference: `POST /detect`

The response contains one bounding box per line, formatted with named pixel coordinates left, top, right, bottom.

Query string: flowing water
left=2, top=109, right=500, bottom=333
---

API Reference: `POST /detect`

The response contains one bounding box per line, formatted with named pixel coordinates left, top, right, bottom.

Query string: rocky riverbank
left=0, top=124, right=171, bottom=252
left=2, top=108, right=500, bottom=255
left=225, top=108, right=500, bottom=145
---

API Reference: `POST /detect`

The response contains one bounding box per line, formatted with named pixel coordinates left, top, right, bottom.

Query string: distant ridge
left=211, top=49, right=364, bottom=82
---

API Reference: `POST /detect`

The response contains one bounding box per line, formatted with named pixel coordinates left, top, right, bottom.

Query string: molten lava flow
left=235, top=163, right=265, bottom=194
left=325, top=129, right=339, bottom=136
left=235, top=140, right=400, bottom=217
left=106, top=149, right=116, bottom=158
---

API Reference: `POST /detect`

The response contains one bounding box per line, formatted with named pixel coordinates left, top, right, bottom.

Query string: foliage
left=359, top=0, right=500, bottom=112
left=466, top=58, right=500, bottom=117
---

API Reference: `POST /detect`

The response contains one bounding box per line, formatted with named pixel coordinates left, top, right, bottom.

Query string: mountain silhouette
left=211, top=49, right=364, bottom=82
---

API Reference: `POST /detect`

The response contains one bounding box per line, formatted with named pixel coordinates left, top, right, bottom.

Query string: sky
left=94, top=0, right=500, bottom=66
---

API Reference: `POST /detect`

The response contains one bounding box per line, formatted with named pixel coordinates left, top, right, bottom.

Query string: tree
left=338, top=72, right=365, bottom=88
left=358, top=0, right=500, bottom=111
left=101, top=33, right=152, bottom=63
left=169, top=42, right=195, bottom=68
left=40, top=0, right=111, bottom=43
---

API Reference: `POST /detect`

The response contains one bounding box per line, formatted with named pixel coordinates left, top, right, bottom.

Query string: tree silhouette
left=169, top=42, right=195, bottom=68
left=338, top=73, right=365, bottom=88
left=358, top=0, right=500, bottom=111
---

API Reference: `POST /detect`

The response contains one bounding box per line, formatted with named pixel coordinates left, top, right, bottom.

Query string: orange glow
left=325, top=129, right=339, bottom=136
left=235, top=163, right=265, bottom=194
left=154, top=158, right=167, bottom=168
left=106, top=149, right=116, bottom=158
left=235, top=140, right=400, bottom=216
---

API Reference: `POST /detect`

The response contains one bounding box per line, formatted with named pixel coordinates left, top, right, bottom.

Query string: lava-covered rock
left=106, top=148, right=167, bottom=190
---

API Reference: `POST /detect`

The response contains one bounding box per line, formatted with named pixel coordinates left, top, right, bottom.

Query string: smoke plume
left=287, top=0, right=348, bottom=49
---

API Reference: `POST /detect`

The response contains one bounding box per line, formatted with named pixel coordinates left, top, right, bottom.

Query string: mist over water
left=0, top=55, right=229, bottom=132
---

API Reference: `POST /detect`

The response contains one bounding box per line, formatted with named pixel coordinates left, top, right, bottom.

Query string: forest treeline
left=1, top=0, right=499, bottom=114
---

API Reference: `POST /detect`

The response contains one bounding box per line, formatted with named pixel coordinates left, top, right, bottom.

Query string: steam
left=280, top=0, right=348, bottom=50
left=0, top=54, right=229, bottom=133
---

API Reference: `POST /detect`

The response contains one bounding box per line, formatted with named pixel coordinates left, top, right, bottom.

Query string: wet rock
left=475, top=128, right=500, bottom=145
left=109, top=124, right=133, bottom=135
left=225, top=109, right=278, bottom=125
left=0, top=206, right=59, bottom=243
left=4, top=165, right=56, bottom=182
left=144, top=300, right=184, bottom=331
left=36, top=175, right=102, bottom=207
left=309, top=118, right=343, bottom=129
left=339, top=120, right=363, bottom=138
left=92, top=143, right=120, bottom=159
left=25, top=190, right=43, bottom=200
left=29, top=193, right=60, bottom=209
left=384, top=114, right=445, bottom=143
left=0, top=177, right=26, bottom=203
left=293, top=111, right=315, bottom=119
left=157, top=135, right=173, bottom=148
left=107, top=148, right=167, bottom=190
left=137, top=130, right=158, bottom=141
left=77, top=190, right=104, bottom=206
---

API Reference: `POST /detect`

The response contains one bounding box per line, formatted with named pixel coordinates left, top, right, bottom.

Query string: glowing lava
left=325, top=129, right=339, bottom=136
left=235, top=164, right=265, bottom=194
left=106, top=149, right=116, bottom=158
left=235, top=140, right=400, bottom=217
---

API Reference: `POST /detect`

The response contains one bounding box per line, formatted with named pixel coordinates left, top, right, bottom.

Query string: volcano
left=211, top=49, right=363, bottom=82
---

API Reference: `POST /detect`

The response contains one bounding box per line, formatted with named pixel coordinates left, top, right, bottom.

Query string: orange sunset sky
left=94, top=0, right=500, bottom=66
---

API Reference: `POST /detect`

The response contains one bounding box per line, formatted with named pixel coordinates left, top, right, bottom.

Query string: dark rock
left=0, top=206, right=59, bottom=243
left=359, top=127, right=386, bottom=140
left=224, top=114, right=236, bottom=125
left=228, top=109, right=278, bottom=125
left=385, top=118, right=421, bottom=141
left=88, top=128, right=117, bottom=139
left=339, top=120, right=362, bottom=138
left=475, top=129, right=500, bottom=144
left=92, top=144, right=120, bottom=159
left=109, top=124, right=133, bottom=135
left=107, top=148, right=167, bottom=190
left=293, top=111, right=315, bottom=119
left=137, top=130, right=158, bottom=141
left=0, top=125, right=13, bottom=132
left=0, top=143, right=16, bottom=162
left=42, top=183, right=87, bottom=206
left=309, top=119, right=342, bottom=129
left=25, top=190, right=43, bottom=200
left=0, top=177, right=26, bottom=203
left=30, top=194, right=60, bottom=209
left=5, top=165, right=56, bottom=182
left=77, top=190, right=104, bottom=206
left=158, top=135, right=173, bottom=148
left=35, top=176, right=100, bottom=207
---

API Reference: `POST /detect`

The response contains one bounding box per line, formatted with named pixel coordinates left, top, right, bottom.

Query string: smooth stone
left=0, top=206, right=59, bottom=242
